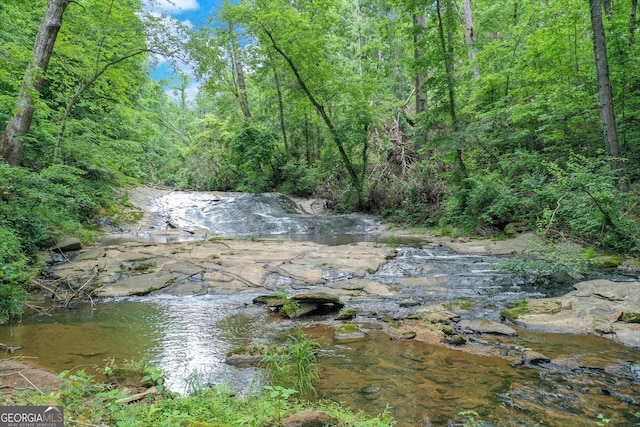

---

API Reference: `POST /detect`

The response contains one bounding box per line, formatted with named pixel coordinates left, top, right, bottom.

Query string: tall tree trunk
left=589, top=0, right=622, bottom=169
left=262, top=27, right=363, bottom=199
left=0, top=0, right=70, bottom=166
left=269, top=52, right=289, bottom=161
left=462, top=0, right=480, bottom=79
left=436, top=0, right=469, bottom=185
left=230, top=23, right=251, bottom=119
left=413, top=14, right=428, bottom=115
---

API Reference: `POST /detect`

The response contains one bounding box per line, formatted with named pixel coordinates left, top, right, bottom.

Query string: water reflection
left=1, top=298, right=639, bottom=426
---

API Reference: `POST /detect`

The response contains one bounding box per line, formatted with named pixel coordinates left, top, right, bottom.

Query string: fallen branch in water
left=115, top=387, right=159, bottom=404
left=32, top=267, right=100, bottom=308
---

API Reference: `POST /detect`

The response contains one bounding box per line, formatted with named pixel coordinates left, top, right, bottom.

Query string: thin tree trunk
left=435, top=0, right=457, bottom=128
left=262, top=27, right=362, bottom=198
left=462, top=0, right=480, bottom=79
left=589, top=0, right=622, bottom=169
left=53, top=48, right=151, bottom=163
left=603, top=0, right=613, bottom=17
left=269, top=52, right=289, bottom=161
left=230, top=23, right=251, bottom=119
left=436, top=0, right=469, bottom=184
left=0, top=0, right=70, bottom=166
left=413, top=14, right=428, bottom=114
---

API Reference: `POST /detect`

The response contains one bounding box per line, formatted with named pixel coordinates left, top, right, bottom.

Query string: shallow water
left=2, top=297, right=639, bottom=426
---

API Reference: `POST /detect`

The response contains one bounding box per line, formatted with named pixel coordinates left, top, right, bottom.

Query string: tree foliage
left=1, top=0, right=640, bottom=319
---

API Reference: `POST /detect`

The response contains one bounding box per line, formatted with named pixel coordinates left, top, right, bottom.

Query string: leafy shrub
left=0, top=227, right=29, bottom=323
left=277, top=162, right=315, bottom=197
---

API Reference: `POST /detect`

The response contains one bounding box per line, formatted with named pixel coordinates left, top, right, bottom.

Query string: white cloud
left=165, top=83, right=200, bottom=105
left=144, top=0, right=200, bottom=14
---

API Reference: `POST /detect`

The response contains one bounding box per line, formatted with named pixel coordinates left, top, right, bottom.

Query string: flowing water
left=2, top=190, right=639, bottom=426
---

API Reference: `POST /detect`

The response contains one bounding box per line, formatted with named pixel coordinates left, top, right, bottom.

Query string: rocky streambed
left=25, top=186, right=640, bottom=425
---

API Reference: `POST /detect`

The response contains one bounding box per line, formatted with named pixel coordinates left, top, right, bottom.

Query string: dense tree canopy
left=0, top=0, right=639, bottom=321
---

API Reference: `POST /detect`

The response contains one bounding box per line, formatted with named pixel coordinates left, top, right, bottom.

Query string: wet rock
left=290, top=292, right=343, bottom=306
left=277, top=410, right=339, bottom=427
left=253, top=294, right=287, bottom=306
left=443, top=335, right=466, bottom=345
left=225, top=346, right=269, bottom=367
left=399, top=300, right=420, bottom=308
left=390, top=330, right=416, bottom=340
left=511, top=280, right=640, bottom=347
left=335, top=323, right=366, bottom=340
left=335, top=308, right=357, bottom=320
left=458, top=319, right=518, bottom=336
left=522, top=350, right=550, bottom=365
left=441, top=325, right=455, bottom=335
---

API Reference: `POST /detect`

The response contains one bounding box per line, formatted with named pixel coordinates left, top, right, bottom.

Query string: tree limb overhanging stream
left=5, top=187, right=640, bottom=426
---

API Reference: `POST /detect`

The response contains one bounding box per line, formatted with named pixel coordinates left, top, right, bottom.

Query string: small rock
left=441, top=325, right=455, bottom=335
left=400, top=300, right=420, bottom=308
left=443, top=335, right=466, bottom=346
left=335, top=308, right=357, bottom=320
left=458, top=319, right=518, bottom=336
left=621, top=311, right=640, bottom=323
left=390, top=330, right=416, bottom=340
left=335, top=324, right=366, bottom=340
left=522, top=349, right=550, bottom=365
left=594, top=322, right=614, bottom=334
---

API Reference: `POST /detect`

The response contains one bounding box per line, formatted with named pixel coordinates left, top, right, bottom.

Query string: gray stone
left=621, top=311, right=640, bottom=323
left=390, top=330, right=416, bottom=340
left=522, top=349, right=550, bottom=365
left=51, top=237, right=82, bottom=252
left=458, top=319, right=518, bottom=336
left=443, top=335, right=466, bottom=345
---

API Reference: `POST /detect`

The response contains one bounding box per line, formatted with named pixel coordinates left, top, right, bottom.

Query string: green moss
left=500, top=301, right=531, bottom=320
left=336, top=323, right=361, bottom=333
left=447, top=299, right=473, bottom=311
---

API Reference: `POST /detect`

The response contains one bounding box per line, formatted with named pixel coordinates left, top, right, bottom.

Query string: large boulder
left=51, top=237, right=82, bottom=252
left=505, top=280, right=640, bottom=347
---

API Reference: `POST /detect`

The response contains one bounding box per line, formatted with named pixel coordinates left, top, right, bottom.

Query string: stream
left=2, top=190, right=639, bottom=426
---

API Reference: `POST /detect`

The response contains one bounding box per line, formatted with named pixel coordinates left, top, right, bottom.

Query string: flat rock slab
left=47, top=239, right=395, bottom=297
left=458, top=319, right=518, bottom=336
left=511, top=279, right=640, bottom=347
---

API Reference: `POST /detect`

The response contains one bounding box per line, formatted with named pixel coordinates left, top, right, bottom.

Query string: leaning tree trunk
left=0, top=0, right=70, bottom=166
left=589, top=0, right=622, bottom=170
left=263, top=27, right=363, bottom=200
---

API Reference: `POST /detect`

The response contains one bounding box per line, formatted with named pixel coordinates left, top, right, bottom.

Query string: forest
left=1, top=0, right=639, bottom=323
